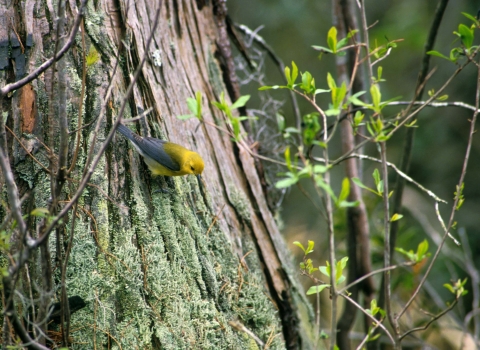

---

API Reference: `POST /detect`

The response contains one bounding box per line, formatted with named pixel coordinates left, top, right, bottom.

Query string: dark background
left=228, top=0, right=480, bottom=338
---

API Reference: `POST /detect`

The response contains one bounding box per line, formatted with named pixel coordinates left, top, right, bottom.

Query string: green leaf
left=306, top=240, right=315, bottom=254
left=457, top=24, right=474, bottom=49
left=284, top=127, right=300, bottom=134
left=231, top=95, right=250, bottom=110
left=275, top=177, right=298, bottom=189
left=325, top=108, right=341, bottom=117
left=293, top=241, right=306, bottom=253
left=311, top=45, right=333, bottom=53
left=353, top=111, right=365, bottom=126
left=391, top=213, right=403, bottom=222
left=300, top=71, right=315, bottom=94
left=276, top=113, right=285, bottom=132
left=259, top=85, right=288, bottom=90
left=327, top=72, right=336, bottom=90
left=285, top=66, right=291, bottom=85
left=327, top=27, right=338, bottom=53
left=395, top=247, right=415, bottom=261
left=195, top=91, right=203, bottom=118
left=338, top=177, right=350, bottom=203
left=372, top=169, right=381, bottom=187
left=187, top=97, right=198, bottom=115
left=302, top=112, right=321, bottom=145
left=306, top=284, right=330, bottom=295
left=285, top=146, right=292, bottom=171
left=339, top=200, right=359, bottom=208
left=443, top=283, right=455, bottom=294
left=315, top=176, right=337, bottom=202
left=319, top=265, right=330, bottom=277
left=314, top=88, right=330, bottom=95
left=416, top=239, right=429, bottom=260
left=313, top=165, right=328, bottom=173
left=377, top=66, right=383, bottom=81
left=177, top=114, right=194, bottom=120
left=351, top=177, right=380, bottom=196
left=336, top=257, right=348, bottom=284
left=427, top=50, right=452, bottom=61
left=291, top=61, right=299, bottom=85
left=370, top=84, right=381, bottom=112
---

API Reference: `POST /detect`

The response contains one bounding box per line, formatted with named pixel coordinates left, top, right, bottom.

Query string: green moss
left=228, top=186, right=251, bottom=222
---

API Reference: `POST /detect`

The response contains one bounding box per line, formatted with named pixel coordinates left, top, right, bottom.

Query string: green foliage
left=428, top=11, right=480, bottom=61
left=326, top=73, right=347, bottom=116
left=348, top=84, right=401, bottom=119
left=177, top=91, right=204, bottom=120
left=319, top=257, right=349, bottom=285
left=306, top=284, right=329, bottom=295
left=352, top=169, right=392, bottom=197
left=302, top=113, right=321, bottom=146
left=428, top=88, right=448, bottom=101
left=365, top=299, right=386, bottom=318
left=212, top=92, right=253, bottom=142
left=312, top=26, right=358, bottom=57
left=395, top=239, right=431, bottom=263
left=444, top=278, right=468, bottom=298
left=352, top=110, right=365, bottom=135
left=275, top=146, right=329, bottom=189
left=454, top=183, right=465, bottom=210
left=294, top=240, right=315, bottom=255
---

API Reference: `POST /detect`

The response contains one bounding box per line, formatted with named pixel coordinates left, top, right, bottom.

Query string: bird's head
left=183, top=152, right=205, bottom=176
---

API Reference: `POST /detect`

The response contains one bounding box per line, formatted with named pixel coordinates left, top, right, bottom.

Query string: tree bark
left=0, top=0, right=315, bottom=349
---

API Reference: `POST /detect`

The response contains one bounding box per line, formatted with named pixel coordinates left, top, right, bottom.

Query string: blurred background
left=228, top=0, right=480, bottom=348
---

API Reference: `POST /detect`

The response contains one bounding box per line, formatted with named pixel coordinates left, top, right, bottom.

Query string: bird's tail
left=116, top=123, right=135, bottom=141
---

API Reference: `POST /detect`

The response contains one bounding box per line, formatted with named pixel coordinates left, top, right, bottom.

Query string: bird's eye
left=190, top=166, right=195, bottom=171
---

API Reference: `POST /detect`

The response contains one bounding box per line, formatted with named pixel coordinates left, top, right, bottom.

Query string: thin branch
left=339, top=293, right=394, bottom=345
left=234, top=23, right=302, bottom=133
left=0, top=0, right=88, bottom=97
left=346, top=153, right=447, bottom=203
left=32, top=4, right=162, bottom=251
left=399, top=298, right=459, bottom=340
left=387, top=100, right=476, bottom=111
left=397, top=53, right=480, bottom=322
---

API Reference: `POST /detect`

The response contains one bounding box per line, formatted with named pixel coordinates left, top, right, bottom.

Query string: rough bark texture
left=0, top=0, right=314, bottom=349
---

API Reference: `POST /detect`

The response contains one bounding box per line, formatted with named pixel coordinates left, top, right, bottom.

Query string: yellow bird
left=116, top=124, right=204, bottom=182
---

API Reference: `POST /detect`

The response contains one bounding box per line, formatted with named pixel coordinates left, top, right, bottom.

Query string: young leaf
left=275, top=176, right=298, bottom=189
left=327, top=27, right=338, bottom=53
left=456, top=24, right=474, bottom=49
left=338, top=177, right=350, bottom=203
left=370, top=84, right=381, bottom=112
left=231, top=95, right=250, bottom=110
left=306, top=284, right=330, bottom=295
left=352, top=177, right=380, bottom=196
left=391, top=213, right=403, bottom=222
left=306, top=240, right=315, bottom=254
left=426, top=50, right=452, bottom=61
left=187, top=97, right=198, bottom=115
left=416, top=239, right=429, bottom=260
left=293, top=241, right=306, bottom=253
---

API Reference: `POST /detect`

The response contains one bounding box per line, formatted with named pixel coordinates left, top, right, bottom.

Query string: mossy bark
left=0, top=0, right=315, bottom=349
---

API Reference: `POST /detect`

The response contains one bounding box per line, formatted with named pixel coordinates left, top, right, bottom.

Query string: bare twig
left=397, top=52, right=480, bottom=323
left=0, top=0, right=88, bottom=97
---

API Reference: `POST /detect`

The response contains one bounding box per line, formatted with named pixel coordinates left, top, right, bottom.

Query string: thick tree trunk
left=0, top=0, right=314, bottom=349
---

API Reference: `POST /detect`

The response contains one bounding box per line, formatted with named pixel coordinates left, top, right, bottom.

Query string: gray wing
left=139, top=137, right=180, bottom=171
left=116, top=124, right=180, bottom=171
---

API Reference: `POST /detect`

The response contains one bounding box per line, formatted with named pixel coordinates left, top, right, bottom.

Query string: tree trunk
left=0, top=0, right=314, bottom=349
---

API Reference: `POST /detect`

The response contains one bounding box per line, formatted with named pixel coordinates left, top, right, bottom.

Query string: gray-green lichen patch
left=228, top=185, right=251, bottom=222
